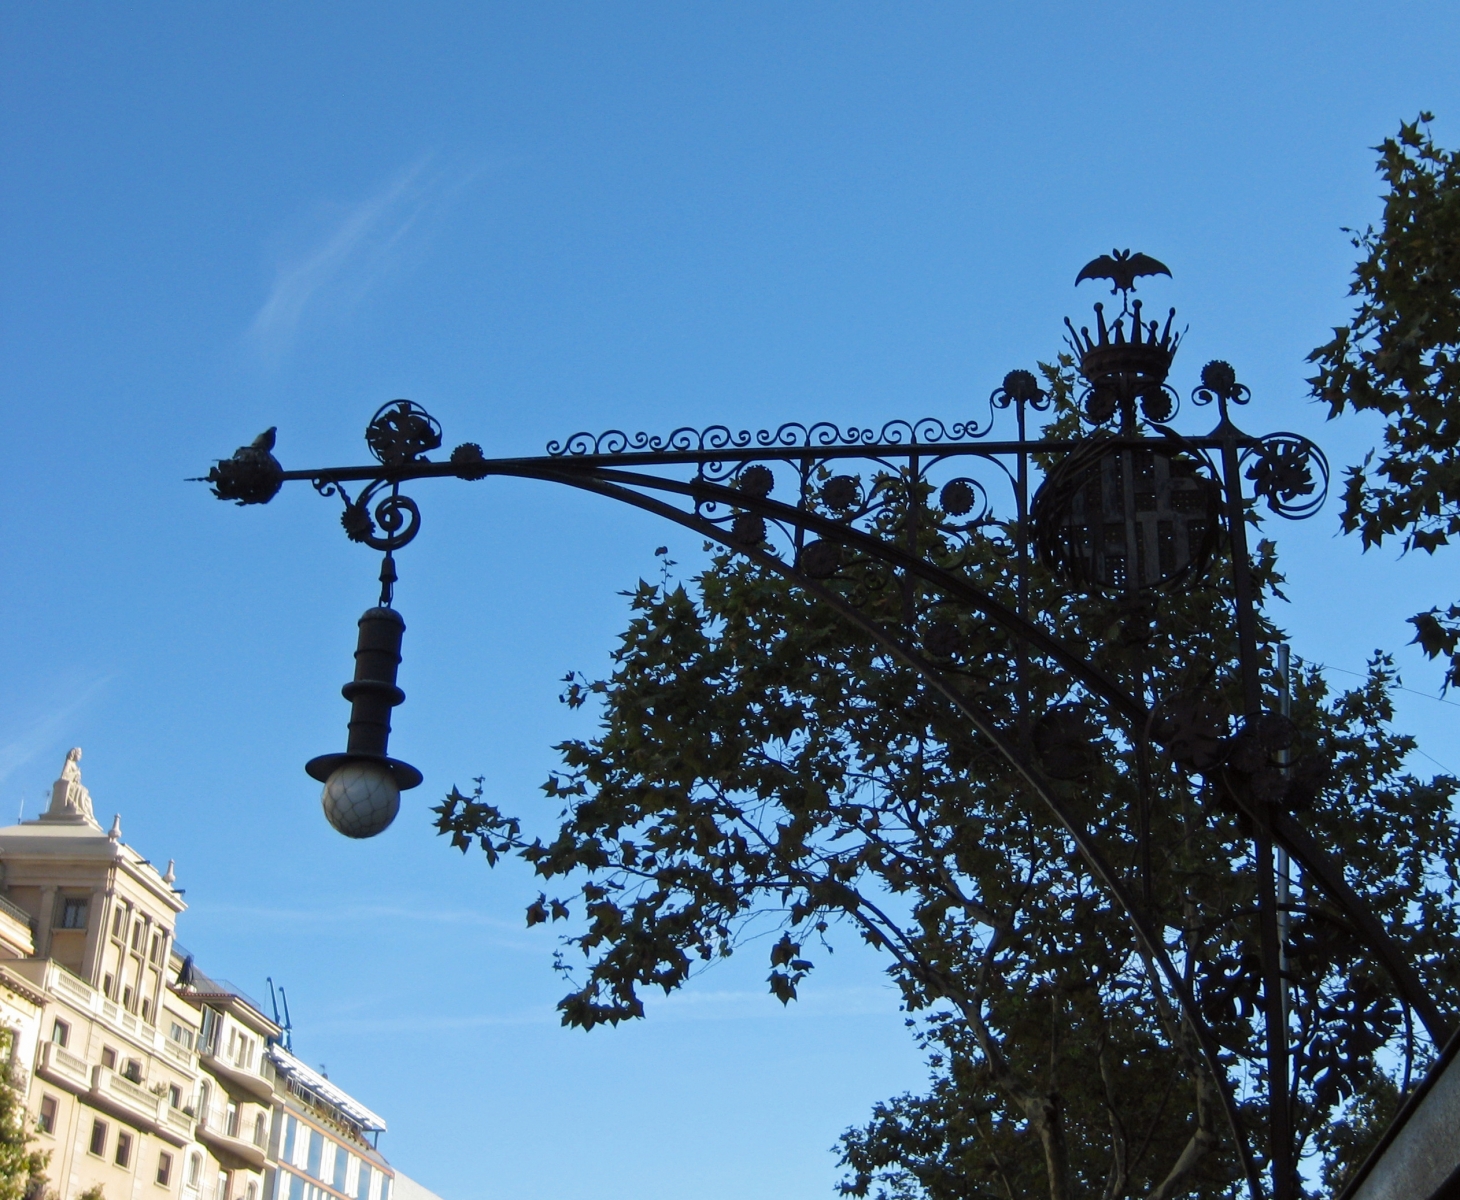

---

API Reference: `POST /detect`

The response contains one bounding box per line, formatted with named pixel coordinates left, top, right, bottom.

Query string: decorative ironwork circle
left=1032, top=437, right=1222, bottom=594
left=366, top=400, right=444, bottom=466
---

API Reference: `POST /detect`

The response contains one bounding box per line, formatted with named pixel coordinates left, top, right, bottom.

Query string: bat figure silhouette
left=1075, top=250, right=1172, bottom=293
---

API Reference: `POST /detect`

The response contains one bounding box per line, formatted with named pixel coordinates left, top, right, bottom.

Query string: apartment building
left=0, top=749, right=416, bottom=1200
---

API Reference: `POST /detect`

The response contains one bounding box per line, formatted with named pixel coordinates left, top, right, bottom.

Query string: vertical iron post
left=1220, top=416, right=1293, bottom=1200
left=1015, top=395, right=1030, bottom=741
left=1278, top=644, right=1293, bottom=1030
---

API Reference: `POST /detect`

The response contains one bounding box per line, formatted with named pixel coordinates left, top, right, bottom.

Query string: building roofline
left=269, top=1045, right=387, bottom=1132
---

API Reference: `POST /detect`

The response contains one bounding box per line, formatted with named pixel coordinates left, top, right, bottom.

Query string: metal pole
left=1277, top=645, right=1292, bottom=1030
left=1220, top=426, right=1293, bottom=1200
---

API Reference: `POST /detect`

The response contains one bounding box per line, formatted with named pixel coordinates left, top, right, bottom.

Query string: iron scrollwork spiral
left=1242, top=433, right=1330, bottom=520
left=315, top=477, right=424, bottom=552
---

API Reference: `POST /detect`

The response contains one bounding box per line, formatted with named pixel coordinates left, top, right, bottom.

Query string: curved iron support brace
left=577, top=463, right=1147, bottom=724
left=488, top=459, right=1451, bottom=1055
left=1269, top=809, right=1452, bottom=1045
left=529, top=465, right=1268, bottom=1200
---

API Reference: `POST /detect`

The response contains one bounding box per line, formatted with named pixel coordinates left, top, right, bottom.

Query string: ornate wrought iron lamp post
left=201, top=254, right=1445, bottom=1200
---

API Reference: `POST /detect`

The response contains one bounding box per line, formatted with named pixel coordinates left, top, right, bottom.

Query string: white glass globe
left=321, top=760, right=400, bottom=838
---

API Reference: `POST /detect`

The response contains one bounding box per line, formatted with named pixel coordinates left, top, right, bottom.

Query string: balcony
left=0, top=895, right=34, bottom=958
left=14, top=959, right=202, bottom=1080
left=165, top=1104, right=194, bottom=1138
left=37, top=1040, right=90, bottom=1091
left=90, top=1065, right=191, bottom=1147
left=37, top=1042, right=190, bottom=1147
left=199, top=1050, right=273, bottom=1104
left=195, top=1116, right=268, bottom=1172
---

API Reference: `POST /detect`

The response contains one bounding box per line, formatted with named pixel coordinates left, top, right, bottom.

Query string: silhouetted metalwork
left=201, top=251, right=1434, bottom=1200
left=1075, top=248, right=1173, bottom=294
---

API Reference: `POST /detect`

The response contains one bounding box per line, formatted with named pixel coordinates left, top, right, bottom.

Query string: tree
left=436, top=373, right=1459, bottom=1198
left=1309, top=113, right=1460, bottom=688
left=0, top=1028, right=47, bottom=1200
left=834, top=654, right=1452, bottom=1200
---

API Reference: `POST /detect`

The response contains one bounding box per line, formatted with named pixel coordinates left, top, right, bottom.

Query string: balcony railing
left=38, top=1040, right=90, bottom=1089
left=0, top=894, right=34, bottom=928
left=22, top=960, right=191, bottom=1062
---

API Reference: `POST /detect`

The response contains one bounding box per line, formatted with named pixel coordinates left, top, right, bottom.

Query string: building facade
left=0, top=749, right=415, bottom=1200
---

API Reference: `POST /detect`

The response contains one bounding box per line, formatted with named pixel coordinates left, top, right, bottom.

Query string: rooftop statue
left=45, top=746, right=96, bottom=824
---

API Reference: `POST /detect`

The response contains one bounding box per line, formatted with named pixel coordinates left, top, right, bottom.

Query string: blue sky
left=3, top=5, right=1459, bottom=1198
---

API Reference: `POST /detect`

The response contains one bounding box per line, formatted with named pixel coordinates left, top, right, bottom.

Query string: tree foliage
left=0, top=1028, right=47, bottom=1200
left=1310, top=113, right=1460, bottom=687
left=437, top=378, right=1458, bottom=1199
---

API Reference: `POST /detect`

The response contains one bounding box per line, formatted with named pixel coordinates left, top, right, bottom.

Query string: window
left=50, top=1019, right=68, bottom=1048
left=123, top=1058, right=143, bottom=1084
left=37, top=1095, right=57, bottom=1135
left=169, top=1084, right=182, bottom=1108
left=282, top=1114, right=297, bottom=1162
left=58, top=897, right=88, bottom=929
left=112, top=907, right=126, bottom=937
left=380, top=1177, right=390, bottom=1200
left=287, top=1173, right=304, bottom=1200
left=101, top=1046, right=116, bottom=1070
left=218, top=1170, right=231, bottom=1200
left=115, top=1130, right=132, bottom=1167
left=89, top=1118, right=107, bottom=1156
left=253, top=1113, right=266, bottom=1146
left=132, top=919, right=145, bottom=950
left=356, top=1163, right=371, bottom=1200
left=104, top=973, right=115, bottom=998
left=246, top=1184, right=257, bottom=1200
left=187, top=1153, right=201, bottom=1187
left=307, top=1128, right=322, bottom=1178
left=199, top=1006, right=219, bottom=1056
left=169, top=1021, right=194, bottom=1049
left=156, top=1151, right=173, bottom=1186
left=141, top=997, right=151, bottom=1022
left=197, top=1081, right=211, bottom=1124
left=123, top=985, right=134, bottom=1010
left=150, top=932, right=162, bottom=963
left=225, top=1100, right=239, bottom=1137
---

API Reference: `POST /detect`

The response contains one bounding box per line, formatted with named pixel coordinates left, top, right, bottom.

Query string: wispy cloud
left=191, top=901, right=524, bottom=932
left=184, top=901, right=544, bottom=955
left=0, top=674, right=110, bottom=792
left=306, top=985, right=901, bottom=1036
left=248, top=156, right=477, bottom=359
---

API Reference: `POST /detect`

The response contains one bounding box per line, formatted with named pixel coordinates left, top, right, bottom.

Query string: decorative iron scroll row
left=546, top=415, right=1001, bottom=458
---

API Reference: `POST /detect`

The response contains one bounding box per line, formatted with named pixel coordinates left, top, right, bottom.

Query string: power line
left=1301, top=659, right=1460, bottom=710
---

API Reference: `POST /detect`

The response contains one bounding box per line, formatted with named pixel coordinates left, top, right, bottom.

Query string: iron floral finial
left=990, top=368, right=1050, bottom=413
left=1192, top=358, right=1253, bottom=424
